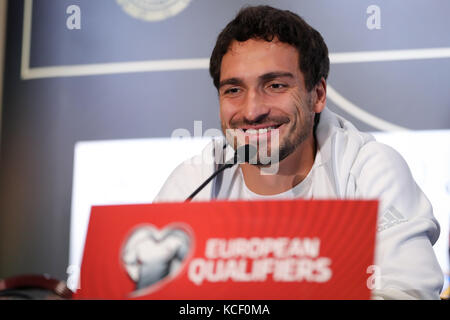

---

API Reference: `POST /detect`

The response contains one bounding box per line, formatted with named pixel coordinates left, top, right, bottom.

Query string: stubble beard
left=221, top=95, right=315, bottom=166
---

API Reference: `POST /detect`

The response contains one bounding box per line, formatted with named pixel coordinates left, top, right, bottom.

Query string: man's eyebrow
left=218, top=72, right=294, bottom=89
left=218, top=77, right=244, bottom=89
left=259, top=72, right=294, bottom=82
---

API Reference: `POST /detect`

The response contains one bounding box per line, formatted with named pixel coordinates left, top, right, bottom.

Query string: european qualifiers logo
left=121, top=225, right=333, bottom=296
left=116, top=0, right=192, bottom=22
left=188, top=237, right=333, bottom=286
left=121, top=224, right=193, bottom=296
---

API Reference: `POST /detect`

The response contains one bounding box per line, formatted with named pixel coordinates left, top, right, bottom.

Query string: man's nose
left=242, top=89, right=270, bottom=123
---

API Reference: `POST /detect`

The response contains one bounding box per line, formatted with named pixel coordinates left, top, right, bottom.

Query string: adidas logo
left=377, top=206, right=408, bottom=232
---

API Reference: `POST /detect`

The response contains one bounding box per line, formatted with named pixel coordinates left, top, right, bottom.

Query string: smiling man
left=154, top=5, right=443, bottom=299
left=217, top=37, right=323, bottom=194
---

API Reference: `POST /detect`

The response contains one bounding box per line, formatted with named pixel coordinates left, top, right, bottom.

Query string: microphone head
left=235, top=144, right=257, bottom=164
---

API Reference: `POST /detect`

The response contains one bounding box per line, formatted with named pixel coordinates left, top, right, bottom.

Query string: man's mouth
left=239, top=124, right=283, bottom=136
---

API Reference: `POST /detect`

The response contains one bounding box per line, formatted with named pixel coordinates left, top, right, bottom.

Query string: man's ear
left=313, top=78, right=327, bottom=113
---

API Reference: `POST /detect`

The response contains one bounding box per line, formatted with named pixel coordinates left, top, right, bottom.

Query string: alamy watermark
left=366, top=5, right=381, bottom=30
left=66, top=5, right=81, bottom=30
left=171, top=121, right=280, bottom=175
left=366, top=264, right=382, bottom=290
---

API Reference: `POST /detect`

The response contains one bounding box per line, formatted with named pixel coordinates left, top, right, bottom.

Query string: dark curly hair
left=209, top=5, right=330, bottom=92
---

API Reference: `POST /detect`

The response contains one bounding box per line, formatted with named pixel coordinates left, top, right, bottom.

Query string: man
left=154, top=5, right=443, bottom=299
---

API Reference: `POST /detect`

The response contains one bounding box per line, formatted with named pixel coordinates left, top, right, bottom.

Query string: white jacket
left=154, top=107, right=444, bottom=299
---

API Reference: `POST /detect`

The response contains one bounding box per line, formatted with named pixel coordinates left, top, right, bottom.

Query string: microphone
left=185, top=144, right=256, bottom=202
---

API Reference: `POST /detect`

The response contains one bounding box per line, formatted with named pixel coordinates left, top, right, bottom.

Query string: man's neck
left=239, top=135, right=317, bottom=195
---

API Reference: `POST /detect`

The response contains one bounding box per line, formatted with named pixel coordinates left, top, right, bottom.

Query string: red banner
left=75, top=199, right=378, bottom=300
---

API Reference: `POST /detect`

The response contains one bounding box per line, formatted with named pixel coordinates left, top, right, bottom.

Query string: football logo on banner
left=121, top=224, right=193, bottom=296
left=116, top=0, right=192, bottom=22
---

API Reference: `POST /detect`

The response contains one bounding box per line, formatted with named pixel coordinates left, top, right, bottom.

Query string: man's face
left=218, top=38, right=316, bottom=164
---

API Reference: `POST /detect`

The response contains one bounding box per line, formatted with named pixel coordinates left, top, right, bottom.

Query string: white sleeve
left=152, top=160, right=199, bottom=203
left=352, top=142, right=444, bottom=300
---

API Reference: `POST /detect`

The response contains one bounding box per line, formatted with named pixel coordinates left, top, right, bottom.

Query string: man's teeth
left=258, top=128, right=267, bottom=134
left=243, top=126, right=278, bottom=134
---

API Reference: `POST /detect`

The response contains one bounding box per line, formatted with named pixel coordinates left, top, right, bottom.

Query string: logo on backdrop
left=116, top=0, right=192, bottom=22
left=121, top=224, right=193, bottom=295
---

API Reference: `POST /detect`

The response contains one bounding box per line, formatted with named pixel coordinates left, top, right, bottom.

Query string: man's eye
left=269, top=83, right=286, bottom=89
left=224, top=87, right=240, bottom=94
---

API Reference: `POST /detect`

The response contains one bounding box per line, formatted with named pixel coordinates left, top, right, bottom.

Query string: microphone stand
left=185, top=162, right=234, bottom=202
left=185, top=144, right=254, bottom=202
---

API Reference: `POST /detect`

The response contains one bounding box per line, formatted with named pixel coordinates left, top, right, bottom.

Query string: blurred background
left=0, top=0, right=449, bottom=295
